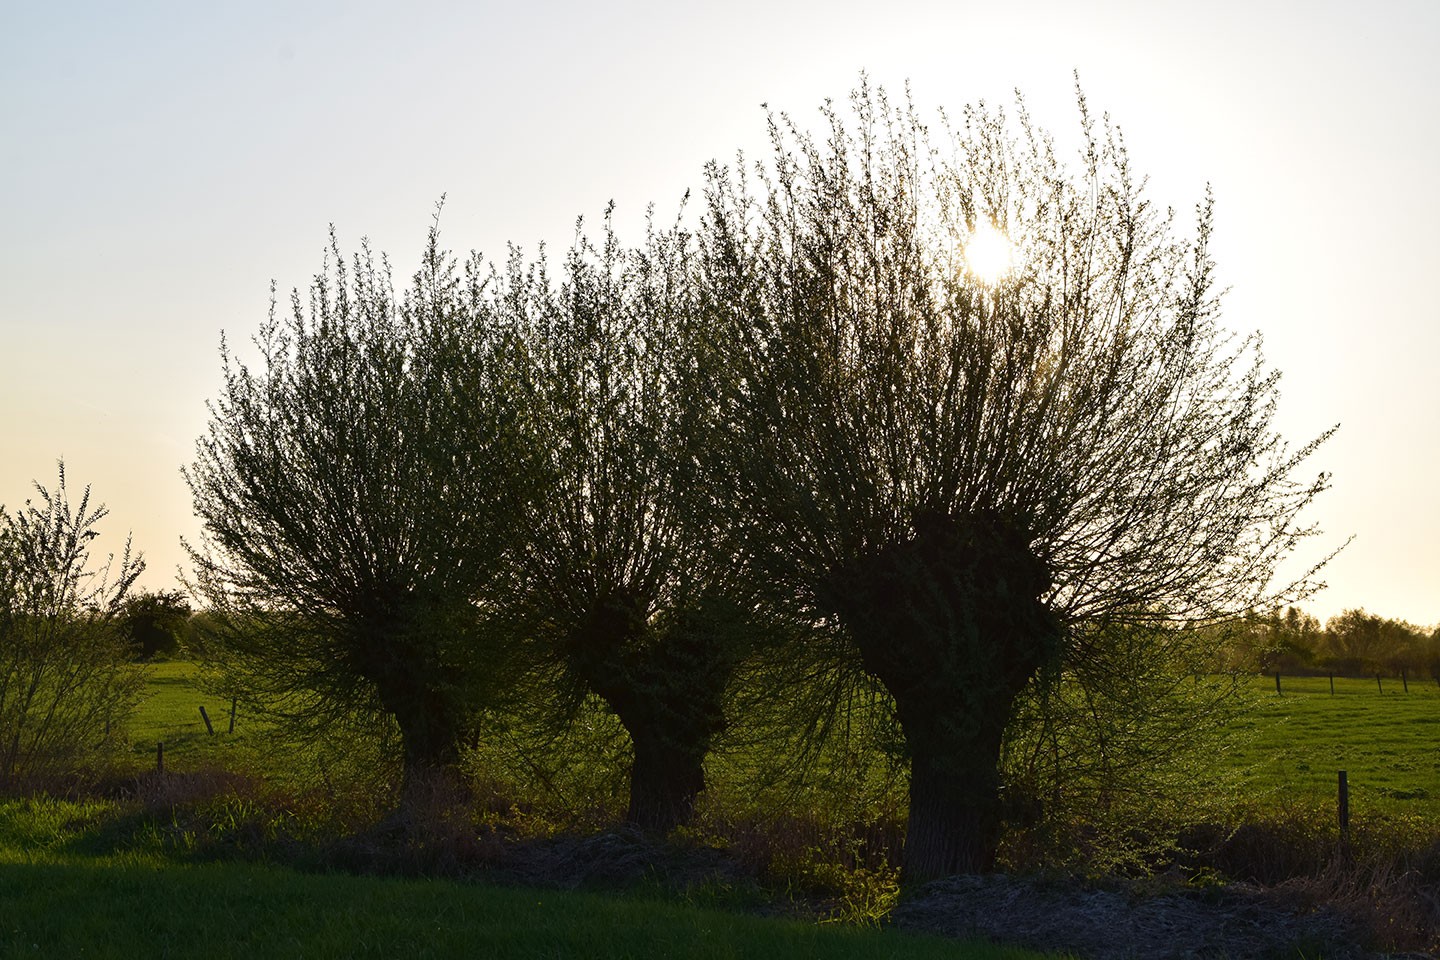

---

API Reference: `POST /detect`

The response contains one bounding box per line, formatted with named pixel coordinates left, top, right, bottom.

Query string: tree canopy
left=186, top=220, right=537, bottom=796
left=696, top=80, right=1333, bottom=880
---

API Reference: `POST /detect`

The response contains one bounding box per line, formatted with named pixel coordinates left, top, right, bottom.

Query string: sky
left=2, top=0, right=1437, bottom=626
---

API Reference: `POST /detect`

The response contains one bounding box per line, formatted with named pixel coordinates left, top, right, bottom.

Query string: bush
left=0, top=463, right=145, bottom=791
left=119, top=589, right=191, bottom=659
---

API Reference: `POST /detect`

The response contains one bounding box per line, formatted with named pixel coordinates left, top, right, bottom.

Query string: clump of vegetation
left=1226, top=604, right=1440, bottom=680
left=117, top=589, right=191, bottom=660
left=0, top=463, right=144, bottom=792
left=184, top=217, right=539, bottom=805
left=697, top=79, right=1335, bottom=882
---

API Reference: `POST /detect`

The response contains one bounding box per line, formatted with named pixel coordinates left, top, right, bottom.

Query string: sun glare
left=964, top=222, right=1014, bottom=285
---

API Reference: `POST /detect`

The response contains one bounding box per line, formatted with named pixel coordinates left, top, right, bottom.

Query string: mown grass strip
left=0, top=857, right=1055, bottom=960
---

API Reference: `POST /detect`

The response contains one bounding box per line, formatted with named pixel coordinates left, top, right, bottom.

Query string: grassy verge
left=0, top=798, right=1053, bottom=960
left=0, top=858, right=1061, bottom=960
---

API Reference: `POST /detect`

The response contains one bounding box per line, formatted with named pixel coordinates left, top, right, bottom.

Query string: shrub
left=0, top=463, right=145, bottom=791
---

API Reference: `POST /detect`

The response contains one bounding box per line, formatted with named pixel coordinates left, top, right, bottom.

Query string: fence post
left=199, top=705, right=215, bottom=736
left=1401, top=668, right=1408, bottom=694
left=1376, top=673, right=1383, bottom=694
left=228, top=698, right=237, bottom=735
left=1275, top=671, right=1282, bottom=696
left=1337, top=770, right=1350, bottom=843
left=1329, top=674, right=1335, bottom=696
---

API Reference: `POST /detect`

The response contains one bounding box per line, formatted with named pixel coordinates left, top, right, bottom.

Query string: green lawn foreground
left=0, top=856, right=1063, bottom=960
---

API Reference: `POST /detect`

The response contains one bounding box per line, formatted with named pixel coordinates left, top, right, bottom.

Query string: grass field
left=122, top=662, right=1440, bottom=829
left=126, top=663, right=1440, bottom=818
left=0, top=860, right=1052, bottom=959
left=5, top=663, right=1435, bottom=958
left=1226, top=674, right=1440, bottom=819
left=127, top=660, right=261, bottom=773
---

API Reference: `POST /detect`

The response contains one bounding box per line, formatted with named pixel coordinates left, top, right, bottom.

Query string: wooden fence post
left=1275, top=671, right=1282, bottom=696
left=228, top=698, right=237, bottom=735
left=1376, top=674, right=1383, bottom=694
left=199, top=705, right=215, bottom=736
left=1329, top=674, right=1335, bottom=696
left=1338, top=770, right=1350, bottom=843
left=1401, top=668, right=1408, bottom=694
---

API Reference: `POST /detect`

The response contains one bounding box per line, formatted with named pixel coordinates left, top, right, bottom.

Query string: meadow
left=5, top=662, right=1438, bottom=957
left=1227, top=673, right=1440, bottom=819
left=0, top=661, right=1061, bottom=959
left=124, top=662, right=1440, bottom=821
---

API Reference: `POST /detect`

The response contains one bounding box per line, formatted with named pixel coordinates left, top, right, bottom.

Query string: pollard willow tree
left=498, top=208, right=755, bottom=831
left=698, top=82, right=1333, bottom=881
left=186, top=223, right=534, bottom=800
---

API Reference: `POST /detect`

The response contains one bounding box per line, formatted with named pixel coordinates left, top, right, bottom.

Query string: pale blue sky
left=3, top=0, right=1437, bottom=624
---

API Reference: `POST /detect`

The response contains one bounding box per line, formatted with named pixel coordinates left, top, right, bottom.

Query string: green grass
left=124, top=663, right=1440, bottom=823
left=1222, top=674, right=1440, bottom=818
left=0, top=798, right=1053, bottom=960
left=0, top=858, right=1059, bottom=959
left=10, top=664, right=1432, bottom=958
left=123, top=660, right=296, bottom=781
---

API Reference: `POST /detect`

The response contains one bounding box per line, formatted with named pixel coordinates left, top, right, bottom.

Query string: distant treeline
left=1223, top=607, right=1440, bottom=678
left=124, top=592, right=1440, bottom=683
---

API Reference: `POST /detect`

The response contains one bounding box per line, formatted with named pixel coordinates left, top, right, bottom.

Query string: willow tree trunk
left=570, top=590, right=736, bottom=833
left=623, top=719, right=711, bottom=830
left=832, top=512, right=1059, bottom=884
left=366, top=639, right=468, bottom=813
left=392, top=693, right=466, bottom=805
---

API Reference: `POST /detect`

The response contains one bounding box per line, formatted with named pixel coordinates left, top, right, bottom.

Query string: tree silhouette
left=698, top=81, right=1334, bottom=881
left=497, top=208, right=757, bottom=831
left=186, top=221, right=535, bottom=802
left=119, top=589, right=191, bottom=659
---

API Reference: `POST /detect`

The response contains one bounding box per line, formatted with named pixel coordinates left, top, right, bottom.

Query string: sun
left=964, top=222, right=1014, bottom=285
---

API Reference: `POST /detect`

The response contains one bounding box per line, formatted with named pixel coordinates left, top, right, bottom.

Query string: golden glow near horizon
left=964, top=222, right=1014, bottom=285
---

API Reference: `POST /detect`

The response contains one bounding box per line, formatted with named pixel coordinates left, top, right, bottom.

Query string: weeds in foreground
left=1171, top=801, right=1440, bottom=954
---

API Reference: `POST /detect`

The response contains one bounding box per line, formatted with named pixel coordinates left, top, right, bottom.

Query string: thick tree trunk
left=626, top=725, right=708, bottom=831
left=395, top=700, right=464, bottom=805
left=370, top=653, right=467, bottom=813
left=569, top=588, right=735, bottom=833
left=894, top=696, right=1012, bottom=882
left=831, top=511, right=1060, bottom=884
left=595, top=669, right=727, bottom=833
